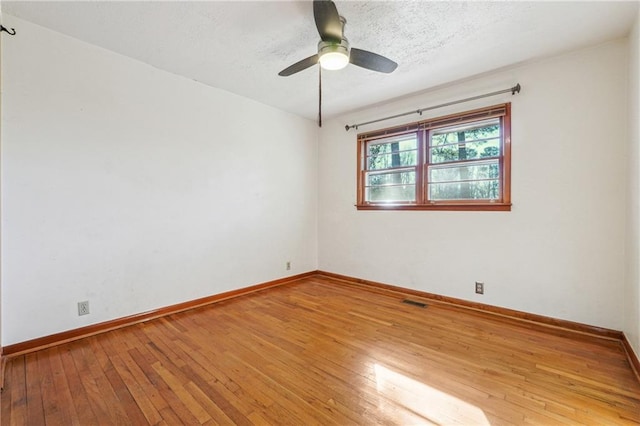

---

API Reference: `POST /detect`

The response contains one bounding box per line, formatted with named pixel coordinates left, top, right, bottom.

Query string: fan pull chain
left=318, top=66, right=322, bottom=127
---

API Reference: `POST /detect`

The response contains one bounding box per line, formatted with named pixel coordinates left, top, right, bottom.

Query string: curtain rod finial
left=512, top=83, right=521, bottom=95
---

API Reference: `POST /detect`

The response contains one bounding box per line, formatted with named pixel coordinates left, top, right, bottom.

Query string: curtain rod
left=345, top=83, right=521, bottom=132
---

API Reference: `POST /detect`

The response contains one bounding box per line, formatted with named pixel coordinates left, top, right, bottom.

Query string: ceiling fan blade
left=350, top=48, right=398, bottom=73
left=278, top=54, right=319, bottom=76
left=313, top=0, right=343, bottom=42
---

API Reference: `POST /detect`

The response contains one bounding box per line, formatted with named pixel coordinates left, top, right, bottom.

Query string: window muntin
left=357, top=104, right=511, bottom=211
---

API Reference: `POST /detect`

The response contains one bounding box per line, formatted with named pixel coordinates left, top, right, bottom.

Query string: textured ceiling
left=3, top=1, right=639, bottom=121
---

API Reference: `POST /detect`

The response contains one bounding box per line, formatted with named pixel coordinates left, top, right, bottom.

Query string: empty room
left=1, top=0, right=639, bottom=424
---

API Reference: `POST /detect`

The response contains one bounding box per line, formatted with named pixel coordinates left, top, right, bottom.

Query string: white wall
left=1, top=16, right=318, bottom=346
left=626, top=12, right=640, bottom=357
left=319, top=40, right=629, bottom=330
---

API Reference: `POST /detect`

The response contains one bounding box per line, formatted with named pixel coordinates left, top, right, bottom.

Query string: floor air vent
left=402, top=299, right=427, bottom=308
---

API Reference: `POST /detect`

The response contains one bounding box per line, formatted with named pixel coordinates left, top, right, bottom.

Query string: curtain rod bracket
left=345, top=83, right=521, bottom=132
left=1, top=25, right=16, bottom=36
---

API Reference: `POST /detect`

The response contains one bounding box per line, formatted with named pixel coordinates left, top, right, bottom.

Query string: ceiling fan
left=278, top=0, right=398, bottom=126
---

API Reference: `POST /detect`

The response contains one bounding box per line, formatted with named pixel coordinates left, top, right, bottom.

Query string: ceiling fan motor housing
left=317, top=15, right=349, bottom=70
left=317, top=38, right=350, bottom=70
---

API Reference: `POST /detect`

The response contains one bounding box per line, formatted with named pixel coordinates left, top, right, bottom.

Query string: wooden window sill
left=355, top=203, right=512, bottom=211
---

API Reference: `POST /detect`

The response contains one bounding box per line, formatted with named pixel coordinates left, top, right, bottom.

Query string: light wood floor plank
left=4, top=356, right=27, bottom=426
left=2, top=277, right=639, bottom=425
left=24, top=353, right=45, bottom=425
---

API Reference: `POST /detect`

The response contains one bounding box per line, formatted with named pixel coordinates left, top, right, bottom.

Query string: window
left=357, top=103, right=511, bottom=211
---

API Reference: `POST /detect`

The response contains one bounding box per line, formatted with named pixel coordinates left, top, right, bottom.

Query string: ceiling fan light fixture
left=318, top=41, right=349, bottom=70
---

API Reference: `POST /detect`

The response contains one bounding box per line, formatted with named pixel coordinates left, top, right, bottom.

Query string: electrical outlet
left=78, top=301, right=90, bottom=316
left=286, top=261, right=291, bottom=271
left=475, top=282, right=484, bottom=295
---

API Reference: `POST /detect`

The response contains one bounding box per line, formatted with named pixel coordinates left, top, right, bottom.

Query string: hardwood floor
left=2, top=275, right=639, bottom=425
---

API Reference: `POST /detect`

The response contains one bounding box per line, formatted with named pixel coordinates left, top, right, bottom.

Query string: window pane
left=366, top=185, right=416, bottom=202
left=367, top=136, right=416, bottom=154
left=429, top=180, right=500, bottom=200
left=366, top=134, right=417, bottom=170
left=429, top=160, right=499, bottom=183
left=366, top=171, right=416, bottom=186
left=428, top=160, right=500, bottom=200
left=430, top=119, right=500, bottom=164
left=365, top=170, right=416, bottom=202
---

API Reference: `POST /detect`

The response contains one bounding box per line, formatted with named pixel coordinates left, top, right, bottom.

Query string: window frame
left=356, top=103, right=511, bottom=211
